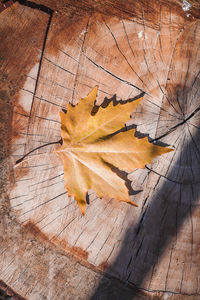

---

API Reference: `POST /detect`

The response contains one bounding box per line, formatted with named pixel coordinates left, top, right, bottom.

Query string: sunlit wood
left=0, top=0, right=200, bottom=298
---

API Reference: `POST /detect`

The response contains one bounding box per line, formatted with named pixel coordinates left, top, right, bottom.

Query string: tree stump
left=0, top=0, right=200, bottom=299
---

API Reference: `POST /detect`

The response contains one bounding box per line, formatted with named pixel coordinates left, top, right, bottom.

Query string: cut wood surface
left=0, top=0, right=200, bottom=299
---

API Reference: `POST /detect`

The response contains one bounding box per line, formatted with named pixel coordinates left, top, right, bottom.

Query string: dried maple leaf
left=55, top=86, right=173, bottom=215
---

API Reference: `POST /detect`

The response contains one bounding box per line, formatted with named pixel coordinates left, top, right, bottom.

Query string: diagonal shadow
left=90, top=116, right=200, bottom=298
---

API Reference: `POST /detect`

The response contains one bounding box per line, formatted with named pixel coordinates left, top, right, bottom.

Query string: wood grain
left=1, top=0, right=200, bottom=299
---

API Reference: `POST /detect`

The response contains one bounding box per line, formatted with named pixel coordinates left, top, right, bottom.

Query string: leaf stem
left=15, top=139, right=62, bottom=164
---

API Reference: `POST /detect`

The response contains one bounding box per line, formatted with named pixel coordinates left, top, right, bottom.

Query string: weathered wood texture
left=1, top=0, right=200, bottom=299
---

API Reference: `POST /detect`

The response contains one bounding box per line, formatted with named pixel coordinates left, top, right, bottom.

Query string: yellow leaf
left=55, top=86, right=173, bottom=215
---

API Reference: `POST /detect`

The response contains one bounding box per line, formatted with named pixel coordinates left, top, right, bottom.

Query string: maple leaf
left=55, top=86, right=173, bottom=215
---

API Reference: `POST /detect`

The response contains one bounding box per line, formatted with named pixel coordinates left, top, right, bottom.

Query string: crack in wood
left=28, top=172, right=64, bottom=188
left=15, top=0, right=53, bottom=14
left=26, top=13, right=53, bottom=123
left=145, top=165, right=181, bottom=184
left=131, top=284, right=200, bottom=297
left=153, top=104, right=200, bottom=141
left=105, top=18, right=150, bottom=92
left=19, top=191, right=67, bottom=218
left=85, top=55, right=146, bottom=94
left=44, top=57, right=76, bottom=77
left=71, top=16, right=90, bottom=104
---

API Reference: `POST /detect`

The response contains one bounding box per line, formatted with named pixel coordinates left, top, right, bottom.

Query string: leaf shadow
left=86, top=192, right=90, bottom=205
left=91, top=91, right=171, bottom=149
left=99, top=123, right=171, bottom=149
left=91, top=91, right=145, bottom=116
left=102, top=160, right=143, bottom=196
